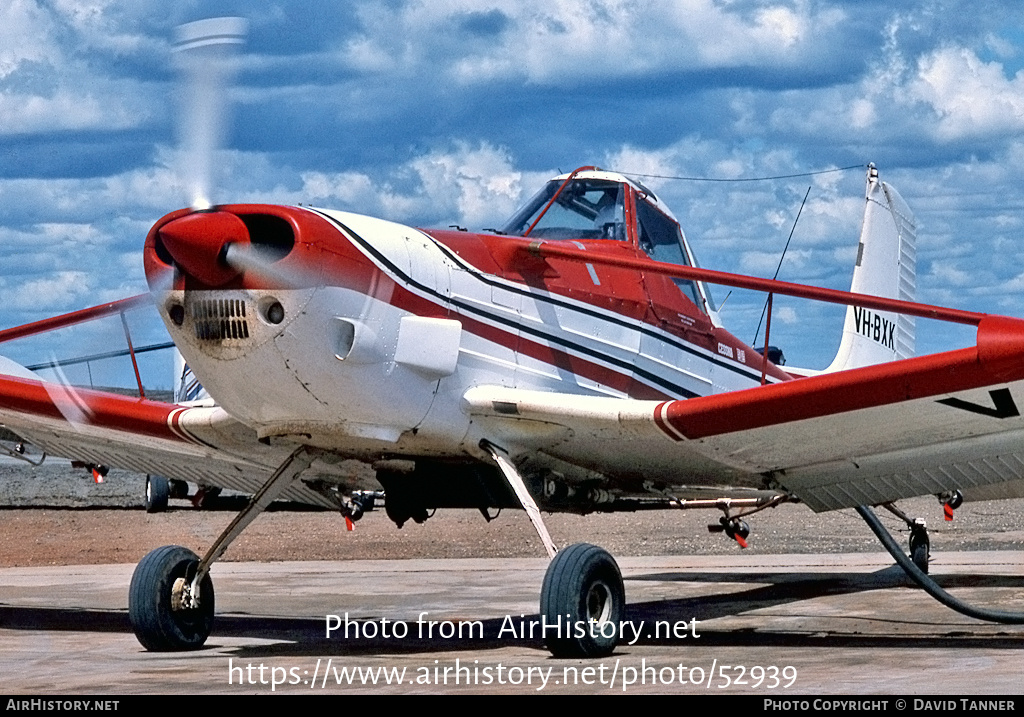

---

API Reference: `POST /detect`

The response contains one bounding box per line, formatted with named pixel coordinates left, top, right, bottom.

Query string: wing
left=464, top=316, right=1024, bottom=512
left=0, top=372, right=353, bottom=507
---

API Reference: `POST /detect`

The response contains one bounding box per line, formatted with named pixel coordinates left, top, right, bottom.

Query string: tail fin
left=824, top=164, right=916, bottom=372
left=172, top=348, right=211, bottom=403
left=0, top=355, right=37, bottom=381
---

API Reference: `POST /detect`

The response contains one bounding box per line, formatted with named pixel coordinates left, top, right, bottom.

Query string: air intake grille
left=191, top=299, right=250, bottom=341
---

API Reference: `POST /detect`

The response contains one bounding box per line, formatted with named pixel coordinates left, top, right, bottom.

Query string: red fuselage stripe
left=384, top=281, right=674, bottom=400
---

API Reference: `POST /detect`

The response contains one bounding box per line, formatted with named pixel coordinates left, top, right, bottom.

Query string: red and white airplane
left=3, top=19, right=1024, bottom=658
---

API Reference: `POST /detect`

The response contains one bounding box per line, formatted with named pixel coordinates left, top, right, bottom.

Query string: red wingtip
left=976, top=315, right=1024, bottom=382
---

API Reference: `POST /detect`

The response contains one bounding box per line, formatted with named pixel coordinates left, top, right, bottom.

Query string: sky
left=2, top=0, right=1024, bottom=387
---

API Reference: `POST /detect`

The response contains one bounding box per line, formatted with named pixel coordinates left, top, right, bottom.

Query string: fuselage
left=145, top=171, right=790, bottom=464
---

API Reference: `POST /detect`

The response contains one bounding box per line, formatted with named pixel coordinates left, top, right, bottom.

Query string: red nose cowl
left=158, top=211, right=250, bottom=287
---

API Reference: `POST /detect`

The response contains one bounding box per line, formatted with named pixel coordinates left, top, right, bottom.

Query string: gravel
left=2, top=455, right=1023, bottom=568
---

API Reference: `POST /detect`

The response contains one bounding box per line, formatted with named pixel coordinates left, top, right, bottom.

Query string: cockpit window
left=636, top=199, right=705, bottom=311
left=500, top=179, right=626, bottom=240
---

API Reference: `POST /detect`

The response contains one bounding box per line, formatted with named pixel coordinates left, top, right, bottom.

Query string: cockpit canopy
left=498, top=168, right=717, bottom=316
left=501, top=178, right=627, bottom=241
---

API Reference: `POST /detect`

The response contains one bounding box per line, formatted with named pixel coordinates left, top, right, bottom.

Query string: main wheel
left=909, top=529, right=930, bottom=574
left=145, top=475, right=169, bottom=514
left=129, top=545, right=214, bottom=651
left=540, top=543, right=625, bottom=658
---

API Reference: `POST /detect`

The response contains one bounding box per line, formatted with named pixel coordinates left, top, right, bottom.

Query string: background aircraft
left=3, top=17, right=1024, bottom=658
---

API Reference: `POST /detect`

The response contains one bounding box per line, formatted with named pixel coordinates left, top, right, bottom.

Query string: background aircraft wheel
left=540, top=543, right=624, bottom=658
left=168, top=479, right=189, bottom=500
left=128, top=545, right=215, bottom=651
left=909, top=529, right=930, bottom=574
left=191, top=485, right=222, bottom=510
left=145, top=475, right=169, bottom=514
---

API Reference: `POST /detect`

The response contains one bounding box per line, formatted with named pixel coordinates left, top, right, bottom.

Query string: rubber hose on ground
left=855, top=504, right=1024, bottom=624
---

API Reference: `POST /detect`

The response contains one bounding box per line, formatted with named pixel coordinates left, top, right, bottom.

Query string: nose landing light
left=158, top=211, right=250, bottom=287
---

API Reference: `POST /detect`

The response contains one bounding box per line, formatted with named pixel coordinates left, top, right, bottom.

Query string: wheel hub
left=171, top=577, right=197, bottom=611
left=586, top=580, right=614, bottom=624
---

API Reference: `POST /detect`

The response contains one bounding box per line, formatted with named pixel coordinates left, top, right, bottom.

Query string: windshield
left=500, top=179, right=626, bottom=240
left=636, top=198, right=716, bottom=313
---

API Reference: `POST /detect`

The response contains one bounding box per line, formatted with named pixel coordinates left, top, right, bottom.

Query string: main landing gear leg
left=481, top=440, right=624, bottom=658
left=480, top=440, right=557, bottom=558
left=129, top=446, right=319, bottom=651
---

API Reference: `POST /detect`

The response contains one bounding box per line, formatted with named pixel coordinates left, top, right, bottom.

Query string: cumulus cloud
left=911, top=47, right=1024, bottom=141
left=929, top=260, right=972, bottom=287
left=4, top=271, right=94, bottom=312
left=773, top=306, right=799, bottom=324
left=0, top=165, right=179, bottom=228
left=0, top=3, right=53, bottom=79
left=603, top=145, right=679, bottom=189
left=339, top=0, right=853, bottom=86
left=0, top=1, right=162, bottom=136
left=297, top=142, right=537, bottom=228
left=0, top=87, right=152, bottom=135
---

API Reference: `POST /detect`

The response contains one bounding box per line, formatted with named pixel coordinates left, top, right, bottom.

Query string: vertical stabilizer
left=825, top=165, right=916, bottom=372
left=173, top=348, right=211, bottom=403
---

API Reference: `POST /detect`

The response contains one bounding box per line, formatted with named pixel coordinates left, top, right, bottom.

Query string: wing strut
left=481, top=440, right=558, bottom=558
left=856, top=505, right=1024, bottom=624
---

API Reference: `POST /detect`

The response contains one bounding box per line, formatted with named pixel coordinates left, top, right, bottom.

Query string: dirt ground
left=2, top=456, right=1023, bottom=567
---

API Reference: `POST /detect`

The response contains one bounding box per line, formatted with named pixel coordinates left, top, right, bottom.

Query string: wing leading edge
left=464, top=316, right=1024, bottom=511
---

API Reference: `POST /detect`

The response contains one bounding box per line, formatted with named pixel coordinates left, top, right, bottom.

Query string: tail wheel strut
left=857, top=505, right=1024, bottom=624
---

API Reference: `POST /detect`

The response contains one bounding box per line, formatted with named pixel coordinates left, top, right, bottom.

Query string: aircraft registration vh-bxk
left=3, top=18, right=1024, bottom=658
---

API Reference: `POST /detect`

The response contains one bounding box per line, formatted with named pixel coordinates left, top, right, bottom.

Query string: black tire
left=145, top=475, right=169, bottom=514
left=129, top=545, right=214, bottom=651
left=168, top=479, right=189, bottom=500
left=910, top=530, right=930, bottom=574
left=540, top=543, right=625, bottom=658
left=192, top=485, right=222, bottom=510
